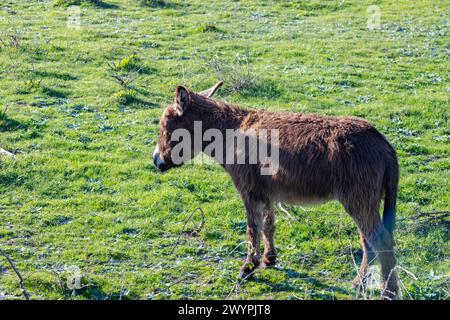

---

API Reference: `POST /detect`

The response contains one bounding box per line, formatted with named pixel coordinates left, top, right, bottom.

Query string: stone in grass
left=0, top=148, right=16, bottom=160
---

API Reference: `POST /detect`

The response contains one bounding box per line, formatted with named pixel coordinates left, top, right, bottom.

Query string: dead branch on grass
left=403, top=211, right=449, bottom=223
left=0, top=249, right=30, bottom=300
left=169, top=207, right=206, bottom=254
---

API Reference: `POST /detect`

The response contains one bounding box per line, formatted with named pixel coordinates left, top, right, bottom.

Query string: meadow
left=0, top=0, right=448, bottom=299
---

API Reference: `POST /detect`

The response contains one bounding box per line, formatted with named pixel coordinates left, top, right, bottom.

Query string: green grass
left=0, top=0, right=449, bottom=300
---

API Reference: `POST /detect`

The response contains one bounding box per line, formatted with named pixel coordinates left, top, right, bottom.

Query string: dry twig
left=169, top=207, right=206, bottom=254
left=0, top=249, right=30, bottom=300
left=405, top=211, right=449, bottom=222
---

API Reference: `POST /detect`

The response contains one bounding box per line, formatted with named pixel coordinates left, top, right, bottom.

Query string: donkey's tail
left=383, top=158, right=399, bottom=236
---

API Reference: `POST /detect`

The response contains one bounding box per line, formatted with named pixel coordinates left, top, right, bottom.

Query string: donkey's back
left=242, top=111, right=398, bottom=207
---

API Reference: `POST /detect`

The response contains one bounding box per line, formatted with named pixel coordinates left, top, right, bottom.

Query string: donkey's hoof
left=352, top=272, right=371, bottom=290
left=238, top=263, right=257, bottom=280
left=381, top=289, right=399, bottom=300
left=261, top=258, right=276, bottom=269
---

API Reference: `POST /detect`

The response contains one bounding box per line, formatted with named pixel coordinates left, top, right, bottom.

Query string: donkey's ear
left=199, top=81, right=224, bottom=98
left=174, top=86, right=190, bottom=116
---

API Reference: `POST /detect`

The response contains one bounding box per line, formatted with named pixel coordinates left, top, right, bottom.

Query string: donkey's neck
left=190, top=93, right=250, bottom=132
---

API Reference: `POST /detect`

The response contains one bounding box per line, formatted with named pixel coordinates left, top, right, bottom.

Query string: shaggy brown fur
left=154, top=82, right=400, bottom=299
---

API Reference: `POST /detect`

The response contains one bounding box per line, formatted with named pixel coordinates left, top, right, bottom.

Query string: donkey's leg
left=344, top=200, right=399, bottom=299
left=352, top=232, right=376, bottom=288
left=370, top=226, right=398, bottom=299
left=261, top=204, right=276, bottom=267
left=238, top=199, right=263, bottom=279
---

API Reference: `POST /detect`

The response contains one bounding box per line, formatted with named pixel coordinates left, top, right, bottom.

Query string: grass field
left=0, top=0, right=449, bottom=300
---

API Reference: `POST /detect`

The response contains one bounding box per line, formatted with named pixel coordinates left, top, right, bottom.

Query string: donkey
left=153, top=81, right=400, bottom=299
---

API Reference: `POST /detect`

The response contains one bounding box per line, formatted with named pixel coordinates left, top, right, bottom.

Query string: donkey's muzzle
left=154, top=158, right=169, bottom=172
left=153, top=146, right=169, bottom=172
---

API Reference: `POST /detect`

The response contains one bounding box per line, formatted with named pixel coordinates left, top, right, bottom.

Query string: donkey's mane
left=189, top=92, right=250, bottom=130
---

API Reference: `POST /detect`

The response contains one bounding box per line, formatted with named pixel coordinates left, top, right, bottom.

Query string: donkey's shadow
left=250, top=266, right=352, bottom=298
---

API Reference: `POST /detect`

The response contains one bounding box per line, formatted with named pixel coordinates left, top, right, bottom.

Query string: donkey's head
left=153, top=81, right=223, bottom=172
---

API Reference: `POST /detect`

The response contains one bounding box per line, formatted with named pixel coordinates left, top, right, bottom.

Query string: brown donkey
left=153, top=82, right=400, bottom=299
